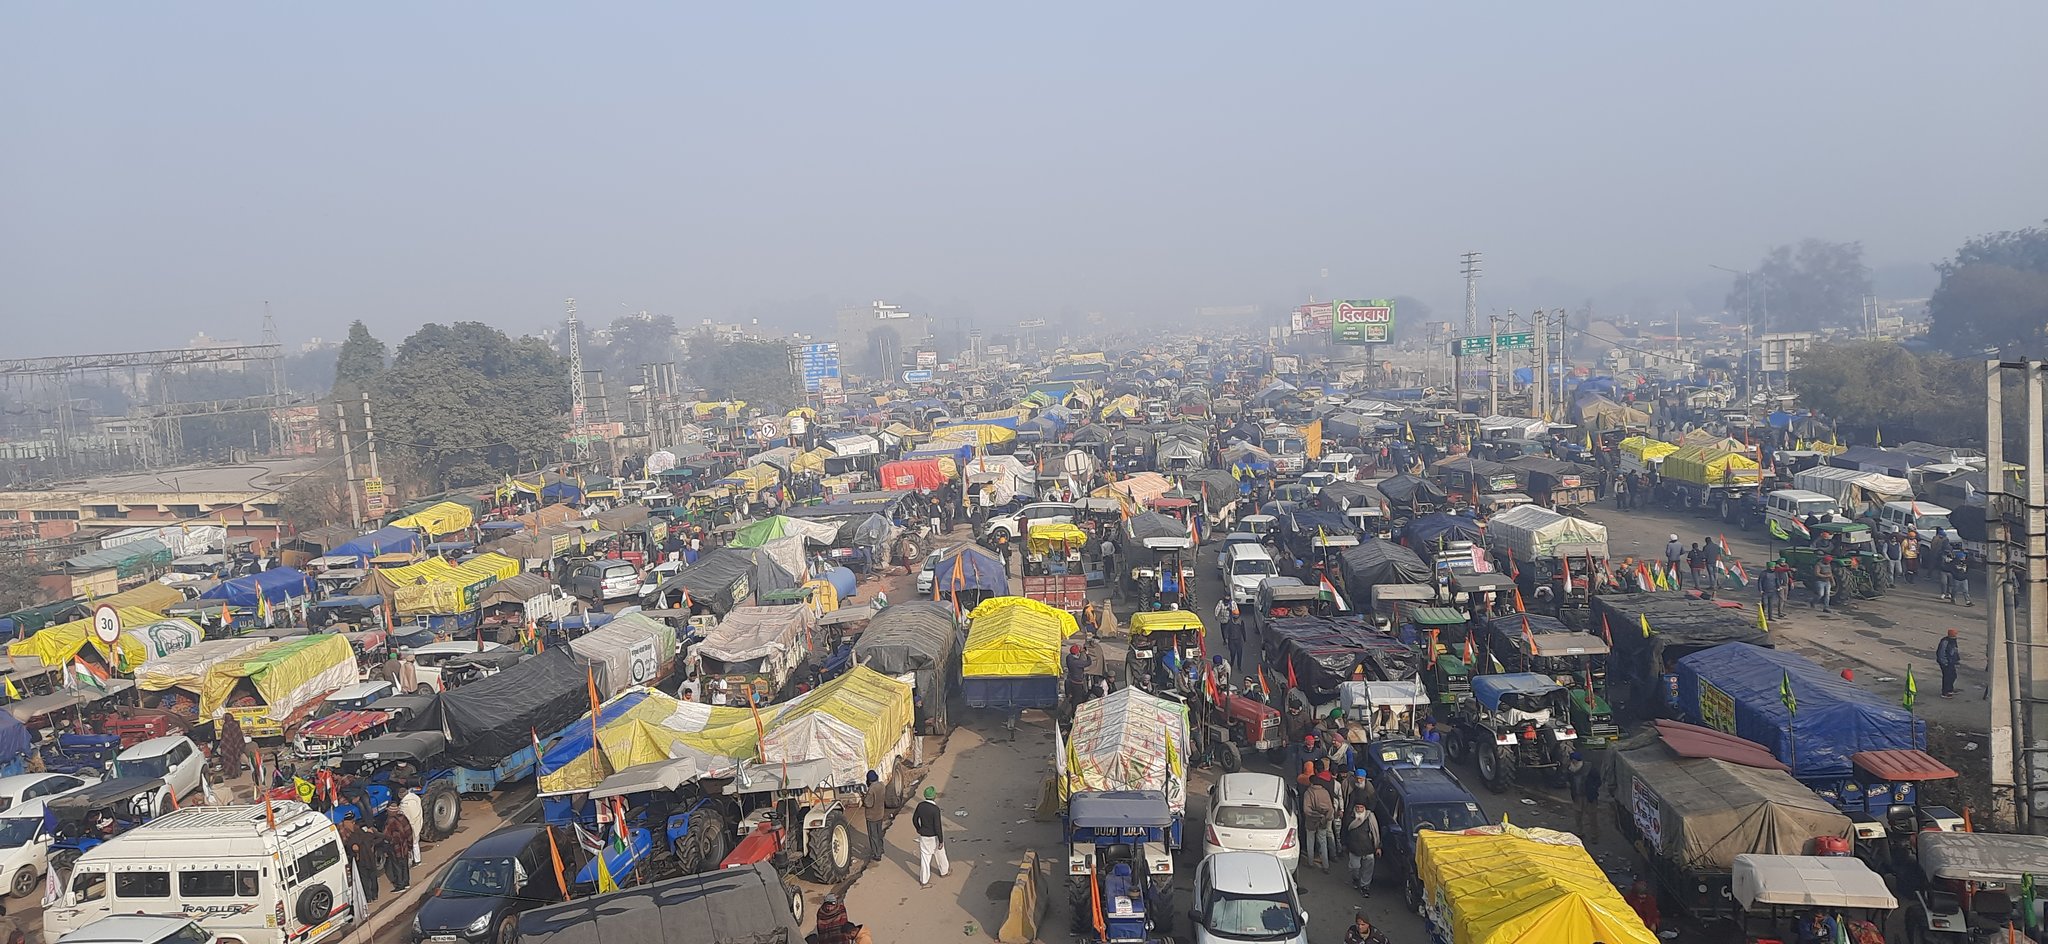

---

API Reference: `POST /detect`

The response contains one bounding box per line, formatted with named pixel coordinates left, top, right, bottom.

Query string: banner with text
left=1332, top=300, right=1395, bottom=345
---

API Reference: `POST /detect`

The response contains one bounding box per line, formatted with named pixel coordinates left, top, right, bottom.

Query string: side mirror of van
left=1187, top=909, right=1203, bottom=928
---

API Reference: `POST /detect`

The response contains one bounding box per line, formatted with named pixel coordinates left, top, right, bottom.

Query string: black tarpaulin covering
left=1317, top=481, right=1380, bottom=511
left=855, top=601, right=961, bottom=719
left=655, top=547, right=797, bottom=614
left=1376, top=474, right=1445, bottom=508
left=1591, top=593, right=1771, bottom=721
left=439, top=649, right=590, bottom=769
left=1126, top=512, right=1188, bottom=542
left=517, top=862, right=801, bottom=944
left=1261, top=617, right=1421, bottom=696
left=1337, top=540, right=1429, bottom=597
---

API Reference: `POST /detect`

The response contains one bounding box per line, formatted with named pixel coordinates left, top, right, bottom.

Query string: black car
left=414, top=824, right=569, bottom=944
left=1373, top=767, right=1488, bottom=909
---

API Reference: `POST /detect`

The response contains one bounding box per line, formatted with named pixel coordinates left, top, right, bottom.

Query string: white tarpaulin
left=1485, top=503, right=1611, bottom=561
left=136, top=637, right=268, bottom=694
left=963, top=455, right=1038, bottom=504
left=757, top=667, right=912, bottom=788
left=101, top=524, right=225, bottom=558
left=757, top=536, right=810, bottom=584
left=1064, top=686, right=1190, bottom=813
left=695, top=605, right=813, bottom=665
left=570, top=613, right=680, bottom=695
left=826, top=434, right=880, bottom=457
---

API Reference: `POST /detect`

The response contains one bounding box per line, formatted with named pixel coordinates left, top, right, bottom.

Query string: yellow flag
left=1164, top=729, right=1183, bottom=778
left=1758, top=601, right=1769, bottom=633
left=594, top=843, right=619, bottom=894
left=3, top=678, right=17, bottom=700
left=1640, top=613, right=1652, bottom=638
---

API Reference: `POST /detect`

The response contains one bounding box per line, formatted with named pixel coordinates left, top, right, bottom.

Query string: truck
left=1612, top=741, right=1853, bottom=923
left=686, top=604, right=814, bottom=707
left=1792, top=466, right=1913, bottom=517
left=198, top=634, right=358, bottom=739
left=1658, top=443, right=1762, bottom=521
left=1675, top=642, right=1924, bottom=793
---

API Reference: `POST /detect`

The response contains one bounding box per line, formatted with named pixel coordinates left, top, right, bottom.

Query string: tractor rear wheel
left=804, top=809, right=852, bottom=884
left=424, top=782, right=461, bottom=839
left=1477, top=745, right=1508, bottom=794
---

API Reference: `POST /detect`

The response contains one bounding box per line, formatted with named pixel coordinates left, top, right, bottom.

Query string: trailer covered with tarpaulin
left=852, top=601, right=960, bottom=733
left=691, top=605, right=814, bottom=696
left=569, top=612, right=681, bottom=694
left=328, top=526, right=424, bottom=563
left=383, top=553, right=521, bottom=615
left=6, top=606, right=181, bottom=670
left=1676, top=642, right=1923, bottom=784
left=758, top=665, right=914, bottom=788
left=1401, top=512, right=1483, bottom=556
left=1484, top=504, right=1609, bottom=563
left=1376, top=473, right=1446, bottom=515
left=930, top=545, right=1010, bottom=597
left=135, top=637, right=269, bottom=715
left=961, top=596, right=1077, bottom=710
left=962, top=454, right=1038, bottom=504
left=441, top=648, right=592, bottom=771
left=391, top=501, right=476, bottom=537
left=198, top=633, right=358, bottom=734
left=199, top=567, right=315, bottom=608
left=730, top=515, right=840, bottom=549
left=875, top=457, right=955, bottom=491
left=1592, top=593, right=1770, bottom=721
left=1416, top=825, right=1659, bottom=944
left=1061, top=686, right=1190, bottom=813
left=536, top=687, right=765, bottom=795
left=1336, top=539, right=1430, bottom=600
left=651, top=546, right=798, bottom=615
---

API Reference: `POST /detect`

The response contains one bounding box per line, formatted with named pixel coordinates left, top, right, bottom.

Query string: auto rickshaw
left=1909, top=831, right=2048, bottom=941
left=1124, top=611, right=1205, bottom=695
left=1731, top=854, right=1896, bottom=944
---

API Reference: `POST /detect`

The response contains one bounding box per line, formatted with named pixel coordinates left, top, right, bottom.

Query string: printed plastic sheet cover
left=569, top=613, right=680, bottom=695
left=537, top=687, right=769, bottom=795
left=391, top=553, right=521, bottom=614
left=1416, top=825, right=1659, bottom=944
left=758, top=665, right=913, bottom=786
left=962, top=596, right=1078, bottom=678
left=694, top=605, right=813, bottom=664
left=198, top=633, right=358, bottom=723
left=730, top=515, right=840, bottom=549
left=1064, top=686, right=1189, bottom=813
left=7, top=606, right=167, bottom=669
left=136, top=637, right=268, bottom=693
left=1611, top=745, right=1851, bottom=870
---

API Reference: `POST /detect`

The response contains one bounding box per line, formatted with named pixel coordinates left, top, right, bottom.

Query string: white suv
left=981, top=502, right=1077, bottom=541
left=1190, top=851, right=1308, bottom=944
left=109, top=736, right=205, bottom=809
left=1221, top=544, right=1279, bottom=607
left=1202, top=772, right=1298, bottom=872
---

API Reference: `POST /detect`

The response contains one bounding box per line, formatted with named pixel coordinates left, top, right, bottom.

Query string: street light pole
left=1711, top=264, right=1756, bottom=402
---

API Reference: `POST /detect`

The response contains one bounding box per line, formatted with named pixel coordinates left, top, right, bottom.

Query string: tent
left=1611, top=742, right=1852, bottom=875
left=328, top=526, right=424, bottom=563
left=875, top=458, right=955, bottom=492
left=1676, top=643, right=1923, bottom=781
left=569, top=613, right=681, bottom=694
left=963, top=596, right=1077, bottom=678
left=198, top=567, right=315, bottom=608
left=694, top=605, right=814, bottom=673
left=7, top=606, right=182, bottom=670
left=1376, top=473, right=1446, bottom=509
left=1063, top=687, right=1190, bottom=813
left=1417, top=826, right=1659, bottom=944
left=730, top=515, right=840, bottom=549
left=1402, top=512, right=1483, bottom=551
left=758, top=665, right=913, bottom=787
left=931, top=545, right=1010, bottom=595
left=136, top=637, right=269, bottom=698
left=961, top=455, right=1037, bottom=505
left=537, top=687, right=765, bottom=794
left=391, top=501, right=475, bottom=537
left=652, top=547, right=799, bottom=615
left=1484, top=504, right=1610, bottom=561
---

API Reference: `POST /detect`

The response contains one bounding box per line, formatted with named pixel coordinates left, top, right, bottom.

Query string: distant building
left=834, top=302, right=932, bottom=377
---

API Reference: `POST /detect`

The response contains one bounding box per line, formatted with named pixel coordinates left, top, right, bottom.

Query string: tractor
left=1446, top=672, right=1582, bottom=793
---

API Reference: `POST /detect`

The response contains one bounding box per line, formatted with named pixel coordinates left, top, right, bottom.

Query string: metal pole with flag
left=1903, top=665, right=1918, bottom=712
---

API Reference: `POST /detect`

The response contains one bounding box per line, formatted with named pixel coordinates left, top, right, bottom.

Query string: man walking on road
left=1811, top=556, right=1835, bottom=614
left=1758, top=565, right=1782, bottom=620
left=1341, top=800, right=1379, bottom=894
left=862, top=770, right=888, bottom=861
left=911, top=786, right=950, bottom=888
left=1300, top=771, right=1337, bottom=872
left=1936, top=628, right=1963, bottom=698
left=1702, top=535, right=1722, bottom=591
left=1948, top=551, right=1973, bottom=606
left=1664, top=534, right=1684, bottom=573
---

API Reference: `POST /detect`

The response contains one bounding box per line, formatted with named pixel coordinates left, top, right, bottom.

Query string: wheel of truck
left=804, top=810, right=852, bottom=884
left=424, top=782, right=461, bottom=839
left=414, top=685, right=436, bottom=696
left=1214, top=741, right=1242, bottom=774
left=9, top=866, right=37, bottom=899
left=1476, top=746, right=1507, bottom=794
left=884, top=765, right=908, bottom=810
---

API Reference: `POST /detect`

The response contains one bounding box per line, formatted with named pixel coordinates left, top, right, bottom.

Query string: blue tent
left=541, top=481, right=583, bottom=503
left=932, top=545, right=1009, bottom=595
left=0, top=712, right=31, bottom=768
left=1402, top=512, right=1483, bottom=549
left=199, top=567, right=314, bottom=607
left=1676, top=642, right=1923, bottom=782
left=330, top=526, right=422, bottom=562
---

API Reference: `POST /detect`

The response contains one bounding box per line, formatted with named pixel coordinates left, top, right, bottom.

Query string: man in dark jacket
left=862, top=770, right=889, bottom=861
left=1936, top=628, right=1963, bottom=698
left=1341, top=801, right=1380, bottom=893
left=911, top=786, right=949, bottom=887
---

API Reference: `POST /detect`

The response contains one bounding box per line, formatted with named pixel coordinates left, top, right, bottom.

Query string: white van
left=57, top=915, right=246, bottom=944
left=1876, top=500, right=1953, bottom=542
left=1766, top=489, right=1841, bottom=536
left=46, top=803, right=355, bottom=944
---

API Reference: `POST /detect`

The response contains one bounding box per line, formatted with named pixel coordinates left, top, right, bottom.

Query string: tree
left=1790, top=341, right=1982, bottom=443
left=0, top=569, right=43, bottom=613
left=1928, top=221, right=2048, bottom=355
left=332, top=321, right=388, bottom=397
left=1730, top=239, right=1871, bottom=331
left=372, top=323, right=570, bottom=490
left=684, top=333, right=797, bottom=405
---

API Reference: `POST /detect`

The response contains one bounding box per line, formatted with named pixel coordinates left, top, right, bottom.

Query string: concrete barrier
left=998, top=850, right=1050, bottom=943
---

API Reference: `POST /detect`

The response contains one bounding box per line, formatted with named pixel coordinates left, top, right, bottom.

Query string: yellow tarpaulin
left=930, top=424, right=1017, bottom=447
left=1662, top=445, right=1761, bottom=487
left=1026, top=522, right=1088, bottom=556
left=720, top=464, right=782, bottom=494
left=963, top=597, right=1078, bottom=678
left=692, top=400, right=746, bottom=417
left=1618, top=437, right=1679, bottom=466
left=1094, top=472, right=1173, bottom=513
left=390, top=553, right=520, bottom=615
left=791, top=447, right=834, bottom=475
left=96, top=582, right=185, bottom=613
left=538, top=689, right=768, bottom=795
left=198, top=633, right=357, bottom=722
left=762, top=665, right=913, bottom=775
left=1417, top=826, right=1658, bottom=944
left=392, top=501, right=475, bottom=537
left=7, top=606, right=165, bottom=670
left=1127, top=611, right=1203, bottom=636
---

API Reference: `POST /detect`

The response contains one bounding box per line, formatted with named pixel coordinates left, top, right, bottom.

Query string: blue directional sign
left=799, top=343, right=840, bottom=392
left=902, top=369, right=934, bottom=384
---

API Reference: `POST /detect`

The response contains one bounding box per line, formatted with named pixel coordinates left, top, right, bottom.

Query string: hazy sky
left=4, top=3, right=2044, bottom=355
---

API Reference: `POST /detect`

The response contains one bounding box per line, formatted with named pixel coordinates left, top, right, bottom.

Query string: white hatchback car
left=0, top=773, right=95, bottom=814
left=1190, top=851, right=1308, bottom=944
left=1202, top=772, right=1298, bottom=873
left=0, top=797, right=61, bottom=898
left=110, top=736, right=205, bottom=807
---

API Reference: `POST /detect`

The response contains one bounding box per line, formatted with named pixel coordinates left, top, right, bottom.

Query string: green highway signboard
left=1450, top=332, right=1533, bottom=357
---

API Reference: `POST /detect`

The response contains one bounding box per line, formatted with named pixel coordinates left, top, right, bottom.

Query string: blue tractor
left=324, top=730, right=463, bottom=839
left=539, top=758, right=735, bottom=892
left=45, top=777, right=168, bottom=871
left=1064, top=790, right=1177, bottom=944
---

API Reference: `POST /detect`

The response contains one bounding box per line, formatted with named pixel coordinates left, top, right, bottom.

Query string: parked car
left=0, top=797, right=61, bottom=898
left=0, top=773, right=95, bottom=813
left=1189, top=851, right=1308, bottom=944
left=56, top=915, right=225, bottom=944
left=567, top=561, right=641, bottom=602
left=413, top=824, right=570, bottom=944
left=109, top=736, right=204, bottom=805
left=1201, top=772, right=1298, bottom=872
left=980, top=502, right=1078, bottom=541
left=1376, top=767, right=1488, bottom=904
left=915, top=550, right=942, bottom=595
left=405, top=640, right=511, bottom=693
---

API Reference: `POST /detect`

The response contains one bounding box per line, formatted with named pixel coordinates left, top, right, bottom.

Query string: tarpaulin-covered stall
left=391, top=501, right=476, bottom=537
left=1094, top=472, right=1173, bottom=513
left=569, top=612, right=681, bottom=694
left=1376, top=473, right=1446, bottom=512
left=1062, top=687, right=1189, bottom=813
left=198, top=633, right=358, bottom=725
left=1611, top=742, right=1851, bottom=877
left=537, top=687, right=765, bottom=794
left=931, top=545, right=1010, bottom=596
left=963, top=596, right=1078, bottom=679
left=1485, top=504, right=1610, bottom=562
left=199, top=567, right=314, bottom=608
left=693, top=605, right=814, bottom=681
left=1676, top=642, right=1923, bottom=782
left=442, top=648, right=593, bottom=770
left=1663, top=445, right=1761, bottom=487
left=384, top=553, right=521, bottom=615
left=758, top=665, right=913, bottom=788
left=136, top=637, right=269, bottom=713
left=876, top=458, right=955, bottom=491
left=1417, top=825, right=1659, bottom=944
left=1618, top=436, right=1679, bottom=469
left=6, top=606, right=173, bottom=671
left=853, top=601, right=960, bottom=731
left=962, top=454, right=1037, bottom=504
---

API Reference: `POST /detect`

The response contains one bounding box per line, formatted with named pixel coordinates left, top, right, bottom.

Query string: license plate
left=430, top=936, right=459, bottom=942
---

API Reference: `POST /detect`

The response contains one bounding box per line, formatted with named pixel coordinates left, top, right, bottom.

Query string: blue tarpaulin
left=1676, top=642, right=1924, bottom=782
left=1402, top=512, right=1483, bottom=549
left=904, top=443, right=975, bottom=465
left=537, top=688, right=654, bottom=780
left=199, top=567, right=314, bottom=607
left=0, top=712, right=31, bottom=763
left=933, top=545, right=1010, bottom=594
left=330, top=526, right=422, bottom=562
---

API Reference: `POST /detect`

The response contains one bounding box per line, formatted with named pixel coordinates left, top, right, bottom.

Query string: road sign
left=1450, top=332, right=1534, bottom=357
left=798, top=343, right=840, bottom=393
left=92, top=604, right=121, bottom=645
left=902, top=369, right=934, bottom=384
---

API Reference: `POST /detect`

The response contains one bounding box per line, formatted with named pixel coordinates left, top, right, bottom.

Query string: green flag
left=1904, top=665, right=1918, bottom=712
left=1768, top=519, right=1791, bottom=542
left=1780, top=671, right=1797, bottom=716
left=2022, top=873, right=2037, bottom=931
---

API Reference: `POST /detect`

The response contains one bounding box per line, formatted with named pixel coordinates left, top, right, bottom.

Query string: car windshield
left=1232, top=559, right=1277, bottom=577
left=1213, top=805, right=1286, bottom=830
left=1204, top=889, right=1302, bottom=940
left=1919, top=514, right=1952, bottom=530
left=114, top=755, right=171, bottom=779
left=1413, top=801, right=1488, bottom=833
left=439, top=856, right=516, bottom=897
left=0, top=815, right=40, bottom=848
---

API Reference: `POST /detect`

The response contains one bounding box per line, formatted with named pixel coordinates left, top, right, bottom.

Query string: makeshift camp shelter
left=199, top=568, right=315, bottom=608
left=537, top=687, right=764, bottom=794
left=198, top=633, right=358, bottom=724
left=7, top=607, right=194, bottom=671
left=730, top=515, right=840, bottom=549
left=853, top=601, right=960, bottom=731
left=329, top=526, right=424, bottom=563
left=1611, top=742, right=1852, bottom=875
left=391, top=501, right=475, bottom=537
left=1485, top=504, right=1610, bottom=561
left=136, top=637, right=268, bottom=707
left=963, top=596, right=1078, bottom=679
left=1416, top=826, right=1659, bottom=944
left=368, top=553, right=520, bottom=615
left=930, top=545, right=1010, bottom=597
left=758, top=665, right=913, bottom=787
left=1676, top=643, right=1923, bottom=781
left=569, top=613, right=681, bottom=692
left=694, top=605, right=814, bottom=675
left=441, top=648, right=592, bottom=770
left=1062, top=687, right=1190, bottom=812
left=961, top=454, right=1037, bottom=505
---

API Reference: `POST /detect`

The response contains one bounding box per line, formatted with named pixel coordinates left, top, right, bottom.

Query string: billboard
left=798, top=343, right=840, bottom=393
left=1290, top=302, right=1334, bottom=335
left=1332, top=299, right=1395, bottom=345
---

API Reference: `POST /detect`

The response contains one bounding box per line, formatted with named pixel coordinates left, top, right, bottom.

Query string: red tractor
left=1198, top=689, right=1284, bottom=772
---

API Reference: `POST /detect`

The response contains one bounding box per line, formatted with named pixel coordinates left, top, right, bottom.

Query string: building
left=0, top=457, right=325, bottom=551
left=834, top=302, right=932, bottom=377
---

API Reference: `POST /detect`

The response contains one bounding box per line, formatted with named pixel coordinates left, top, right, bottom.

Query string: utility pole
left=1461, top=252, right=1482, bottom=410
left=1986, top=362, right=2014, bottom=828
left=566, top=298, right=589, bottom=463
left=1985, top=359, right=2048, bottom=832
left=1533, top=310, right=1548, bottom=420
left=1488, top=313, right=1502, bottom=417
left=336, top=402, right=362, bottom=527
left=262, top=303, right=287, bottom=454
left=360, top=392, right=380, bottom=482
left=2026, top=362, right=2047, bottom=836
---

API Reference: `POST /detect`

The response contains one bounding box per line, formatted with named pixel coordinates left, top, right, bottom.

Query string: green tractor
left=1781, top=521, right=1889, bottom=600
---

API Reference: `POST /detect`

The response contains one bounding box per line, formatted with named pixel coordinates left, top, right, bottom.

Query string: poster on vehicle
left=1698, top=679, right=1737, bottom=734
left=1632, top=778, right=1664, bottom=854
left=1332, top=299, right=1396, bottom=345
